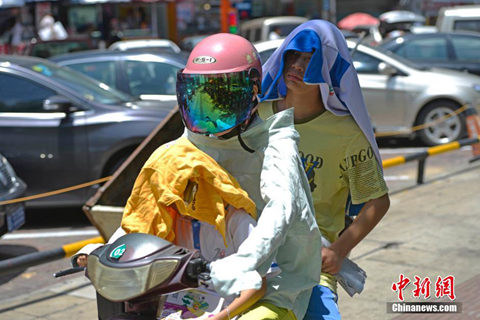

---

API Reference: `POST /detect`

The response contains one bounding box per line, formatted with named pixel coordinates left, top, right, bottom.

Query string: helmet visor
left=176, top=70, right=256, bottom=134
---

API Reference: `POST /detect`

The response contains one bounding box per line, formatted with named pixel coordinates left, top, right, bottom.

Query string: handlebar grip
left=53, top=266, right=85, bottom=278
left=186, top=257, right=209, bottom=280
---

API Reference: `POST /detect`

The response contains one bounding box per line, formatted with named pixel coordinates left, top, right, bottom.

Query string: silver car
left=51, top=50, right=187, bottom=102
left=255, top=39, right=480, bottom=145
left=0, top=55, right=176, bottom=208
left=108, top=39, right=182, bottom=54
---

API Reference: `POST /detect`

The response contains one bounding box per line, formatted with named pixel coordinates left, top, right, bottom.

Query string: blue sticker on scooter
left=110, top=244, right=126, bottom=259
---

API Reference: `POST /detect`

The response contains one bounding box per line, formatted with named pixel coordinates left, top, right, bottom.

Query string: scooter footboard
left=97, top=292, right=124, bottom=320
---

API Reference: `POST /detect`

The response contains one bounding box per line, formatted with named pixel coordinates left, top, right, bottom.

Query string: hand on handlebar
left=76, top=254, right=88, bottom=267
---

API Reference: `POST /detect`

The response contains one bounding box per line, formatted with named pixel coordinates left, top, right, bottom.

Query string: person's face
left=282, top=50, right=314, bottom=93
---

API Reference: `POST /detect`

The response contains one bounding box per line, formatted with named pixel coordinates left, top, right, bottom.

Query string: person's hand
left=76, top=254, right=88, bottom=267
left=321, top=247, right=343, bottom=275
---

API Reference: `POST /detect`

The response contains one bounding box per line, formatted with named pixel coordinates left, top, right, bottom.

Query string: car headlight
left=473, top=84, right=480, bottom=92
left=0, top=155, right=18, bottom=191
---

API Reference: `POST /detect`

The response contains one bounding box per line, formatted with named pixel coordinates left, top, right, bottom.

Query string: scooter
left=54, top=233, right=216, bottom=320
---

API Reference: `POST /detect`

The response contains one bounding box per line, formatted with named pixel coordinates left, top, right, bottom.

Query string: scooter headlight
left=88, top=255, right=179, bottom=302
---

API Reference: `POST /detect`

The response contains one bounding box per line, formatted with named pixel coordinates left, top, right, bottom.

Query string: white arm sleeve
left=70, top=227, right=126, bottom=267
left=210, top=115, right=321, bottom=296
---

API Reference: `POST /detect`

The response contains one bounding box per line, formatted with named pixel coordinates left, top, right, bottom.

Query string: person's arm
left=322, top=193, right=390, bottom=275
left=209, top=118, right=322, bottom=297
left=209, top=277, right=266, bottom=320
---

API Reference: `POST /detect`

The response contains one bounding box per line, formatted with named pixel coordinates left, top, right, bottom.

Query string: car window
left=254, top=28, right=261, bottom=42
left=395, top=37, right=448, bottom=61
left=351, top=51, right=381, bottom=74
left=124, top=47, right=177, bottom=54
left=0, top=73, right=56, bottom=112
left=31, top=41, right=91, bottom=59
left=24, top=60, right=133, bottom=104
left=67, top=61, right=117, bottom=88
left=259, top=48, right=277, bottom=64
left=242, top=29, right=250, bottom=40
left=453, top=20, right=480, bottom=32
left=269, top=24, right=302, bottom=37
left=125, top=60, right=179, bottom=96
left=451, top=36, right=480, bottom=62
left=374, top=45, right=423, bottom=70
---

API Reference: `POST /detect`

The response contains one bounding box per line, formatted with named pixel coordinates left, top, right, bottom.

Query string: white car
left=254, top=39, right=284, bottom=67
left=108, top=39, right=181, bottom=54
left=240, top=16, right=308, bottom=43
left=255, top=39, right=480, bottom=145
left=436, top=5, right=480, bottom=32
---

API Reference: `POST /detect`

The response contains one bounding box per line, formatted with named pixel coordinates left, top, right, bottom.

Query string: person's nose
left=291, top=58, right=306, bottom=73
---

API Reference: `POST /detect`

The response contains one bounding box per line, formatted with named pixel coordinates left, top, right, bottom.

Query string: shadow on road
left=23, top=207, right=91, bottom=229
left=0, top=244, right=38, bottom=285
left=376, top=137, right=423, bottom=149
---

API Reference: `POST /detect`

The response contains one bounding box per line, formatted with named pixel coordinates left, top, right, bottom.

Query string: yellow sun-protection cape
left=121, top=137, right=257, bottom=245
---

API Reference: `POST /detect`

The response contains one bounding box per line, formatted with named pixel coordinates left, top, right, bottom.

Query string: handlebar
left=186, top=257, right=210, bottom=281
left=53, top=266, right=85, bottom=278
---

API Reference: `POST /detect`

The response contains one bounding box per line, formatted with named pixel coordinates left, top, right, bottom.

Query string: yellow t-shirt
left=258, top=102, right=388, bottom=292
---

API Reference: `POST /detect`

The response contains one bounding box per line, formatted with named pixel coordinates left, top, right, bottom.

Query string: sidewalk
left=0, top=276, right=97, bottom=319
left=1, top=164, right=479, bottom=319
left=337, top=163, right=480, bottom=319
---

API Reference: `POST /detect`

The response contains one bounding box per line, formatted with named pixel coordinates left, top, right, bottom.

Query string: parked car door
left=351, top=50, right=408, bottom=132
left=0, top=71, right=89, bottom=206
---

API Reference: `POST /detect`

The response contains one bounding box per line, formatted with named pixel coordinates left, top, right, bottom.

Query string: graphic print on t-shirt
left=339, top=146, right=375, bottom=173
left=299, top=151, right=323, bottom=192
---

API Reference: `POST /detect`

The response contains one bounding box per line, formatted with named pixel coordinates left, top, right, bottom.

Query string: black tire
left=416, top=101, right=466, bottom=146
left=105, top=152, right=130, bottom=177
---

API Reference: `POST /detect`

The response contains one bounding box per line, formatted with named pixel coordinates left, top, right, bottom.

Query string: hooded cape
left=186, top=109, right=322, bottom=320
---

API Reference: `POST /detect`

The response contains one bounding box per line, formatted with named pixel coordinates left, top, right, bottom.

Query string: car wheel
left=416, top=101, right=466, bottom=146
left=105, top=152, right=130, bottom=177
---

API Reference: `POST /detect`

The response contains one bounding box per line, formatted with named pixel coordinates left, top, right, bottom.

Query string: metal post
left=417, top=158, right=426, bottom=184
left=469, top=154, right=480, bottom=163
left=329, top=0, right=336, bottom=23
left=321, top=0, right=329, bottom=21
left=0, top=236, right=103, bottom=277
left=0, top=248, right=65, bottom=277
left=151, top=2, right=158, bottom=38
left=220, top=0, right=231, bottom=33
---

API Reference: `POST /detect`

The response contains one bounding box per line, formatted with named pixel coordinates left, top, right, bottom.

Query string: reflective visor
left=176, top=70, right=256, bottom=134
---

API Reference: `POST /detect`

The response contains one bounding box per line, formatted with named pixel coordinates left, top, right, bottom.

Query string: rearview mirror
left=43, top=95, right=76, bottom=113
left=378, top=62, right=397, bottom=76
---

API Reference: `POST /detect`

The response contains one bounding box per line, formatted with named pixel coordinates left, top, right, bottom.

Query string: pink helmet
left=183, top=33, right=262, bottom=76
left=177, top=33, right=262, bottom=135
